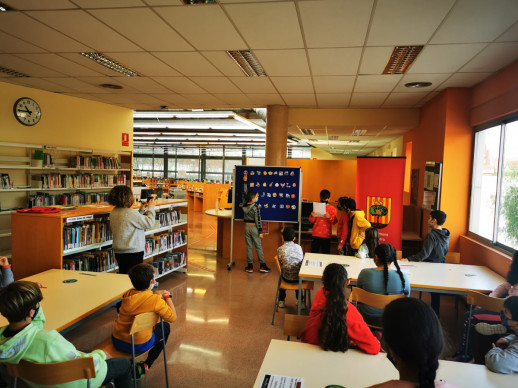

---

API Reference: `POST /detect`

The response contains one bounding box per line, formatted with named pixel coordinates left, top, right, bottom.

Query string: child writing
left=309, top=189, right=338, bottom=254
left=276, top=227, right=304, bottom=308
left=112, top=263, right=177, bottom=377
left=300, top=263, right=380, bottom=354
left=0, top=256, right=13, bottom=288
left=108, top=185, right=157, bottom=274
left=355, top=227, right=380, bottom=259
left=0, top=281, right=132, bottom=388
left=241, top=171, right=270, bottom=273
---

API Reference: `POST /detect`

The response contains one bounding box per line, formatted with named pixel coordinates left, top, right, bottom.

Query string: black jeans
left=311, top=236, right=330, bottom=254
left=102, top=358, right=132, bottom=388
left=115, top=251, right=144, bottom=274
left=431, top=293, right=441, bottom=316
left=145, top=321, right=171, bottom=367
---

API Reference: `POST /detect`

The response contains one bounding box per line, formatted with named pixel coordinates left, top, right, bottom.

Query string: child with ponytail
left=357, top=243, right=410, bottom=326
left=300, top=263, right=380, bottom=354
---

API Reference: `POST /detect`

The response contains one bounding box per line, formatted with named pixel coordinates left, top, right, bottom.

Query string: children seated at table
left=485, top=296, right=518, bottom=374
left=368, top=297, right=455, bottom=388
left=357, top=244, right=410, bottom=326
left=0, top=256, right=14, bottom=288
left=277, top=227, right=304, bottom=308
left=300, top=263, right=380, bottom=354
left=0, top=281, right=132, bottom=388
left=355, top=227, right=380, bottom=259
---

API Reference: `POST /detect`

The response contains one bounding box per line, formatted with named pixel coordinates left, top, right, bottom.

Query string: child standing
left=355, top=227, right=380, bottom=259
left=309, top=189, right=338, bottom=254
left=342, top=198, right=371, bottom=256
left=0, top=281, right=131, bottom=388
left=0, top=256, right=13, bottom=288
left=112, top=263, right=177, bottom=377
left=336, top=196, right=350, bottom=255
left=241, top=171, right=270, bottom=273
left=277, top=227, right=304, bottom=308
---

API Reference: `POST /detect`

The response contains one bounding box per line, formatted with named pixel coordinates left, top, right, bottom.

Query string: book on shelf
left=150, top=251, right=186, bottom=275
left=31, top=173, right=126, bottom=189
left=70, top=155, right=121, bottom=170
left=28, top=191, right=109, bottom=207
left=1, top=174, right=12, bottom=189
left=157, top=208, right=182, bottom=227
left=63, top=217, right=112, bottom=250
left=144, top=230, right=186, bottom=257
left=63, top=248, right=116, bottom=272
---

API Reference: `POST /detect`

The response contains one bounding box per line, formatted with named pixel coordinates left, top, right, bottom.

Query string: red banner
left=356, top=157, right=405, bottom=250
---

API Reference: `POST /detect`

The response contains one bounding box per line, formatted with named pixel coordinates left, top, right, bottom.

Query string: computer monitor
left=300, top=201, right=313, bottom=219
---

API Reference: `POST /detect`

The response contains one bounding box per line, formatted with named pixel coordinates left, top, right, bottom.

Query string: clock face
left=14, top=97, right=42, bottom=126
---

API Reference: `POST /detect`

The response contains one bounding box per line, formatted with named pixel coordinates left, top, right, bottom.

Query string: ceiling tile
left=16, top=53, right=103, bottom=76
left=145, top=0, right=183, bottom=4
left=27, top=10, right=141, bottom=51
left=2, top=77, right=74, bottom=93
left=496, top=22, right=518, bottom=42
left=383, top=92, right=430, bottom=107
left=0, top=54, right=65, bottom=77
left=2, top=0, right=78, bottom=10
left=75, top=77, right=139, bottom=92
left=105, top=52, right=181, bottom=76
left=359, top=47, right=395, bottom=75
left=202, top=51, right=245, bottom=77
left=394, top=73, right=450, bottom=92
left=313, top=76, right=355, bottom=93
left=368, top=0, right=454, bottom=46
left=438, top=72, right=491, bottom=88
left=89, top=8, right=193, bottom=51
left=281, top=94, right=317, bottom=106
left=189, top=77, right=242, bottom=93
left=152, top=52, right=221, bottom=76
left=254, top=50, right=310, bottom=76
left=72, top=0, right=146, bottom=7
left=408, top=44, right=486, bottom=74
left=354, top=75, right=402, bottom=92
left=350, top=92, right=388, bottom=106
left=0, top=31, right=47, bottom=53
left=224, top=2, right=303, bottom=49
left=58, top=53, right=127, bottom=76
left=213, top=94, right=253, bottom=106
left=148, top=93, right=189, bottom=106
left=44, top=77, right=107, bottom=93
left=151, top=77, right=206, bottom=93
left=115, top=77, right=172, bottom=93
left=246, top=94, right=284, bottom=105
left=158, top=6, right=246, bottom=51
left=299, top=0, right=373, bottom=48
left=460, top=43, right=518, bottom=73
left=308, top=48, right=362, bottom=76
left=270, top=77, right=314, bottom=94
left=316, top=94, right=351, bottom=107
left=431, top=0, right=518, bottom=44
left=229, top=77, right=276, bottom=93
left=181, top=94, right=224, bottom=105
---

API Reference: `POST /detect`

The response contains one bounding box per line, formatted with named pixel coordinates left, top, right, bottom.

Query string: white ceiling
left=1, top=0, right=518, bottom=155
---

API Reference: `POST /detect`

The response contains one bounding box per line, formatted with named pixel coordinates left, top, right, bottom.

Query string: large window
left=469, top=117, right=518, bottom=251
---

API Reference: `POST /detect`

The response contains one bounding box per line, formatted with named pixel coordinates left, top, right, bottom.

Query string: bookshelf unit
left=11, top=199, right=188, bottom=279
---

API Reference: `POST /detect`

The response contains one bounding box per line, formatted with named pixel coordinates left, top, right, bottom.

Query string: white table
left=254, top=339, right=516, bottom=388
left=298, top=253, right=505, bottom=314
left=0, top=269, right=132, bottom=332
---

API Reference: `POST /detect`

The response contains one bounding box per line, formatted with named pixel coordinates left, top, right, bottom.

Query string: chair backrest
left=466, top=291, right=504, bottom=313
left=396, top=250, right=402, bottom=260
left=284, top=314, right=309, bottom=338
left=349, top=287, right=406, bottom=310
left=130, top=312, right=159, bottom=335
left=445, top=251, right=460, bottom=264
left=274, top=255, right=281, bottom=273
left=5, top=357, right=96, bottom=386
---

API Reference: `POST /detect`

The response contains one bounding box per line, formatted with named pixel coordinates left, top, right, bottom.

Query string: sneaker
left=244, top=265, right=254, bottom=273
left=278, top=300, right=285, bottom=308
left=475, top=322, right=507, bottom=336
left=259, top=264, right=271, bottom=273
left=295, top=300, right=306, bottom=310
left=134, top=362, right=148, bottom=380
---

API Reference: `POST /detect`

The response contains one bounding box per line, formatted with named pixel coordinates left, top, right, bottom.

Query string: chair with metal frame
left=284, top=314, right=309, bottom=341
left=349, top=287, right=406, bottom=330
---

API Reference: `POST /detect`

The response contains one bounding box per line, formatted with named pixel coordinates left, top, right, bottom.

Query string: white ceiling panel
left=202, top=51, right=245, bottom=77
left=359, top=47, right=394, bottom=75
left=229, top=77, right=277, bottom=94
left=181, top=94, right=224, bottom=105
left=189, top=77, right=242, bottom=93
left=438, top=73, right=490, bottom=88
left=460, top=43, right=518, bottom=73
left=224, top=2, right=303, bottom=49
left=158, top=6, right=246, bottom=51
left=393, top=73, right=451, bottom=92
left=254, top=50, right=310, bottom=77
left=72, top=0, right=146, bottom=8
left=350, top=92, right=388, bottom=106
left=308, top=48, right=362, bottom=76
left=148, top=93, right=189, bottom=106
left=3, top=77, right=75, bottom=93
left=75, top=77, right=139, bottom=92
left=0, top=54, right=65, bottom=77
left=299, top=0, right=373, bottom=48
left=152, top=52, right=221, bottom=76
left=151, top=77, right=206, bottom=94
left=15, top=53, right=103, bottom=77
left=246, top=94, right=284, bottom=105
left=58, top=53, right=127, bottom=76
left=0, top=31, right=47, bottom=53
left=281, top=94, right=317, bottom=106
left=313, top=76, right=355, bottom=94
left=431, top=0, right=518, bottom=44
left=408, top=44, right=486, bottom=74
left=354, top=75, right=402, bottom=93
left=89, top=8, right=192, bottom=52
left=213, top=94, right=253, bottom=105
left=44, top=77, right=107, bottom=93
left=316, top=94, right=351, bottom=107
left=2, top=0, right=77, bottom=10
left=27, top=10, right=141, bottom=52
left=145, top=0, right=183, bottom=5
left=368, top=0, right=454, bottom=46
left=270, top=77, right=314, bottom=94
left=497, top=22, right=518, bottom=42
left=115, top=77, right=172, bottom=94
left=66, top=94, right=112, bottom=104
left=105, top=52, right=181, bottom=76
left=383, top=92, right=430, bottom=107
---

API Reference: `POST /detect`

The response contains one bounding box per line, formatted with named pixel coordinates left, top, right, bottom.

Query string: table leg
left=298, top=277, right=302, bottom=315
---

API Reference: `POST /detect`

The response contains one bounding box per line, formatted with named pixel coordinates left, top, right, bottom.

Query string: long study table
left=254, top=339, right=516, bottom=388
left=0, top=269, right=132, bottom=332
left=298, top=253, right=506, bottom=314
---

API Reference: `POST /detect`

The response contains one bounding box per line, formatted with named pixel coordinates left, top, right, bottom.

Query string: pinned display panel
left=233, top=166, right=301, bottom=222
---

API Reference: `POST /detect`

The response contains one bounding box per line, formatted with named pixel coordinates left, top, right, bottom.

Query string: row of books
left=1, top=174, right=12, bottom=189
left=63, top=218, right=112, bottom=251
left=157, top=209, right=182, bottom=227
left=28, top=192, right=109, bottom=207
left=62, top=249, right=116, bottom=272
left=144, top=230, right=186, bottom=257
left=32, top=174, right=126, bottom=189
left=150, top=252, right=186, bottom=275
left=42, top=153, right=53, bottom=167
left=70, top=156, right=121, bottom=170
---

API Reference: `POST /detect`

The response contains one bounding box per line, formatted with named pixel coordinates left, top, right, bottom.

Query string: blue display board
left=233, top=165, right=301, bottom=222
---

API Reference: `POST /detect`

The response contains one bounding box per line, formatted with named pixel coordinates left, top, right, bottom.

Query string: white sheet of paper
left=260, top=374, right=304, bottom=388
left=312, top=202, right=326, bottom=217
left=304, top=260, right=323, bottom=268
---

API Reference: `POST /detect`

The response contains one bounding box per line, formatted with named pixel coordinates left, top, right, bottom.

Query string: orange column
left=265, top=105, right=288, bottom=167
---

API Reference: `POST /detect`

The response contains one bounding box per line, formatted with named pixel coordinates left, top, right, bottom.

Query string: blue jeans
left=102, top=358, right=131, bottom=388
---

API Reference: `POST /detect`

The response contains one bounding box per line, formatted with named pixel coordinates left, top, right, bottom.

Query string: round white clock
left=13, top=97, right=42, bottom=126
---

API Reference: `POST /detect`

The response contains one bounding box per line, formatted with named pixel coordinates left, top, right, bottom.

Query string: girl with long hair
left=356, top=227, right=380, bottom=259
left=300, top=263, right=380, bottom=354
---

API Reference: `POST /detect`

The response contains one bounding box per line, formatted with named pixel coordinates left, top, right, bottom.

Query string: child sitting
left=300, top=263, right=380, bottom=354
left=112, top=263, right=177, bottom=376
left=0, top=281, right=131, bottom=388
left=355, top=227, right=380, bottom=259
left=277, top=227, right=304, bottom=308
left=485, top=296, right=518, bottom=374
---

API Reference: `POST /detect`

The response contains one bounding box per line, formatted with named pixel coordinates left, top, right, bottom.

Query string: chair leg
left=464, top=305, right=474, bottom=358
left=12, top=377, right=17, bottom=388
left=271, top=276, right=282, bottom=325
left=131, top=334, right=137, bottom=388
left=419, top=291, right=422, bottom=300
left=308, top=290, right=312, bottom=310
left=161, top=319, right=170, bottom=388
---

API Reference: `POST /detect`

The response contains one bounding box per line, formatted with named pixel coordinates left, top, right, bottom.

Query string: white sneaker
left=295, top=300, right=306, bottom=310
left=475, top=323, right=507, bottom=336
left=277, top=301, right=285, bottom=308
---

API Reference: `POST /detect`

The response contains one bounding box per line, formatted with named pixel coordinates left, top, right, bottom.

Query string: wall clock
left=13, top=97, right=42, bottom=126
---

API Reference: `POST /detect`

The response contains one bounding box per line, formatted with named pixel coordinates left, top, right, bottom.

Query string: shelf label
left=66, top=215, right=94, bottom=223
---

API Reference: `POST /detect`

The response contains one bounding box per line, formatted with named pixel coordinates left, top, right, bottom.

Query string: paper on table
left=313, top=202, right=326, bottom=217
left=260, top=374, right=304, bottom=388
left=305, top=260, right=323, bottom=268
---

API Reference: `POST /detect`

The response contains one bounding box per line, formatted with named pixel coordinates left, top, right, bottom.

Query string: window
left=469, top=117, right=518, bottom=250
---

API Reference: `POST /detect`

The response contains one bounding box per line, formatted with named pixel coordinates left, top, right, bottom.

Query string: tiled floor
left=64, top=211, right=463, bottom=388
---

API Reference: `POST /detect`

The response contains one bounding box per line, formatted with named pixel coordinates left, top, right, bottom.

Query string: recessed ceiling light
left=182, top=0, right=217, bottom=4
left=0, top=66, right=29, bottom=77
left=405, top=81, right=432, bottom=88
left=81, top=52, right=139, bottom=77
left=99, top=83, right=123, bottom=90
left=300, top=128, right=315, bottom=136
left=0, top=2, right=13, bottom=11
left=227, top=50, right=266, bottom=77
left=383, top=46, right=424, bottom=75
left=352, top=129, right=367, bottom=136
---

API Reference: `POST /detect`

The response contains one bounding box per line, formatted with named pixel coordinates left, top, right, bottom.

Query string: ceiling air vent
left=299, top=128, right=315, bottom=136
left=352, top=129, right=367, bottom=136
left=0, top=66, right=29, bottom=77
left=226, top=50, right=266, bottom=77
left=383, top=46, right=423, bottom=75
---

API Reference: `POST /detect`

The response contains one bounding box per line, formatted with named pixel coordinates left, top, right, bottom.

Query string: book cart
left=11, top=199, right=188, bottom=279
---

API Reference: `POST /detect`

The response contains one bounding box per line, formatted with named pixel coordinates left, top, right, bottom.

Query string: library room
left=1, top=1, right=518, bottom=387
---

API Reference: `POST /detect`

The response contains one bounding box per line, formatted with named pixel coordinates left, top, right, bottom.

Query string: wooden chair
left=284, top=314, right=309, bottom=341
left=396, top=250, right=402, bottom=260
left=5, top=357, right=99, bottom=388
left=271, top=256, right=314, bottom=325
left=446, top=251, right=461, bottom=264
left=349, top=287, right=406, bottom=330
left=96, top=312, right=170, bottom=388
left=463, top=290, right=505, bottom=358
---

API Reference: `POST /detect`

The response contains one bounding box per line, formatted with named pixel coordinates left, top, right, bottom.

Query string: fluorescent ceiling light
left=233, top=114, right=266, bottom=133
left=226, top=50, right=266, bottom=77
left=352, top=129, right=367, bottom=136
left=133, top=111, right=234, bottom=119
left=0, top=66, right=29, bottom=77
left=133, top=123, right=253, bottom=130
left=81, top=52, right=139, bottom=77
left=383, top=46, right=423, bottom=75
